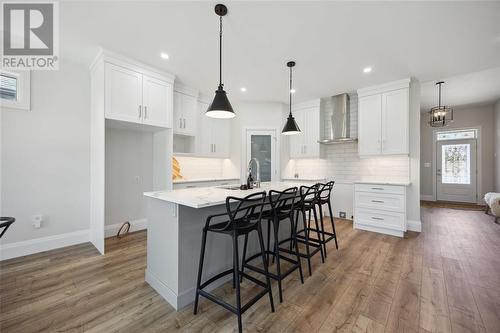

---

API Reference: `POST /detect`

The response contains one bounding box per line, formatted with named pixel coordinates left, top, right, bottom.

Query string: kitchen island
left=143, top=181, right=314, bottom=310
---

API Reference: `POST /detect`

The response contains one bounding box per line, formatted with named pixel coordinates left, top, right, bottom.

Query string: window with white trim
left=436, top=129, right=477, bottom=141
left=0, top=70, right=30, bottom=111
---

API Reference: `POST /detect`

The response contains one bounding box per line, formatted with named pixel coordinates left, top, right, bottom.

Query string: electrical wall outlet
left=339, top=211, right=346, bottom=219
left=32, top=215, right=43, bottom=228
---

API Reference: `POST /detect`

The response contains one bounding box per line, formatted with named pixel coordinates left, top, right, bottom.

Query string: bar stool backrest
left=317, top=181, right=335, bottom=202
left=225, top=192, right=267, bottom=229
left=269, top=187, right=298, bottom=216
left=0, top=217, right=15, bottom=238
left=298, top=184, right=319, bottom=206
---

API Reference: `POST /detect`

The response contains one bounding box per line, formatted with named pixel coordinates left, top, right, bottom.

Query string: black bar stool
left=314, top=181, right=339, bottom=257
left=292, top=185, right=325, bottom=276
left=193, top=192, right=274, bottom=333
left=0, top=217, right=15, bottom=238
left=241, top=187, right=304, bottom=303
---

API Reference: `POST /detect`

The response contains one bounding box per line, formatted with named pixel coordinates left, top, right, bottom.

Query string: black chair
left=0, top=217, right=15, bottom=238
left=193, top=192, right=274, bottom=333
left=314, top=181, right=339, bottom=257
left=292, top=185, right=325, bottom=276
left=241, top=187, right=304, bottom=303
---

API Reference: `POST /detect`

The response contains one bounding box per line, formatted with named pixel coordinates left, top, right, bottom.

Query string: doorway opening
left=434, top=128, right=479, bottom=203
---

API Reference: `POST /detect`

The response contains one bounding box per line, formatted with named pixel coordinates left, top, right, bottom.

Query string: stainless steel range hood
left=318, top=93, right=358, bottom=144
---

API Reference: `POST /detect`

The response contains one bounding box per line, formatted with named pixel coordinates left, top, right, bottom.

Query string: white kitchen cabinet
left=358, top=94, right=382, bottom=156
left=353, top=182, right=409, bottom=237
left=196, top=100, right=231, bottom=158
left=289, top=100, right=321, bottom=159
left=105, top=63, right=143, bottom=124
left=357, top=79, right=410, bottom=156
left=174, top=90, right=198, bottom=136
left=143, top=76, right=173, bottom=128
left=104, top=62, right=173, bottom=128
left=381, top=88, right=409, bottom=155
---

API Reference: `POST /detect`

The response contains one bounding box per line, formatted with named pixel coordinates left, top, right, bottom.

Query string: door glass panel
left=437, top=129, right=477, bottom=141
left=250, top=135, right=271, bottom=182
left=441, top=144, right=471, bottom=184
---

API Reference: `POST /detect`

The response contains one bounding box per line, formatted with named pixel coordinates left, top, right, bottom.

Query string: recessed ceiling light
left=240, top=87, right=247, bottom=92
left=160, top=52, right=169, bottom=60
left=290, top=88, right=296, bottom=94
left=363, top=67, right=372, bottom=73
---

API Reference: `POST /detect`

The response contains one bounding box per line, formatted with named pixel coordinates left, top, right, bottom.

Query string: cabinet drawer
left=355, top=208, right=405, bottom=231
left=355, top=192, right=405, bottom=213
left=355, top=183, right=405, bottom=195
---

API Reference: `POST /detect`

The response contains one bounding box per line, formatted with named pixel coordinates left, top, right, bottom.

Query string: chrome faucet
left=247, top=158, right=261, bottom=188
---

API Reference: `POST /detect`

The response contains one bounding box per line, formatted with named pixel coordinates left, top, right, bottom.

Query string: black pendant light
left=206, top=4, right=235, bottom=119
left=282, top=61, right=301, bottom=135
left=429, top=81, right=453, bottom=127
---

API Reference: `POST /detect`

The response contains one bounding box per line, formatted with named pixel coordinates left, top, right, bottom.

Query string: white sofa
left=484, top=193, right=500, bottom=224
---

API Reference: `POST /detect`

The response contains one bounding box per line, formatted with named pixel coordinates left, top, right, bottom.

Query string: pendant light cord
left=289, top=65, right=292, bottom=116
left=219, top=16, right=223, bottom=87
left=438, top=82, right=442, bottom=108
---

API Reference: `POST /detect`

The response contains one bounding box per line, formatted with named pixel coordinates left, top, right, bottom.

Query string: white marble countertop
left=145, top=181, right=310, bottom=209
left=354, top=180, right=411, bottom=186
left=173, top=177, right=239, bottom=184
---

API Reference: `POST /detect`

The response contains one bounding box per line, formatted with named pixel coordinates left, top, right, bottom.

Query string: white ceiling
left=420, top=66, right=500, bottom=111
left=60, top=1, right=500, bottom=105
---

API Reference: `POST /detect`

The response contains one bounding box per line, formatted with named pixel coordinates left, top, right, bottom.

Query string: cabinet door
left=105, top=63, right=142, bottom=124
left=212, top=118, right=231, bottom=158
left=142, top=75, right=172, bottom=128
left=173, top=91, right=184, bottom=133
left=381, top=88, right=409, bottom=155
left=304, top=107, right=320, bottom=158
left=289, top=109, right=305, bottom=158
left=358, top=94, right=382, bottom=156
left=196, top=101, right=214, bottom=156
left=181, top=94, right=198, bottom=136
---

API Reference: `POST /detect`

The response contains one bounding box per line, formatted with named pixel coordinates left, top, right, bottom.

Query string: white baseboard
left=104, top=218, right=147, bottom=238
left=407, top=220, right=422, bottom=232
left=420, top=195, right=434, bottom=201
left=0, top=229, right=90, bottom=261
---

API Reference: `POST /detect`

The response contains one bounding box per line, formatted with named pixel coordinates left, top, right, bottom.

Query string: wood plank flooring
left=1, top=206, right=500, bottom=332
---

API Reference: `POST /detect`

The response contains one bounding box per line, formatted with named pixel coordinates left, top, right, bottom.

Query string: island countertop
left=144, top=181, right=313, bottom=209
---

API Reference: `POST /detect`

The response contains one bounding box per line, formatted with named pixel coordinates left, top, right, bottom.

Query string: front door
left=245, top=130, right=277, bottom=183
left=437, top=138, right=477, bottom=203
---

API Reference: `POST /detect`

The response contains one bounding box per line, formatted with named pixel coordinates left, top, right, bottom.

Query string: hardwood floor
left=1, top=206, right=499, bottom=332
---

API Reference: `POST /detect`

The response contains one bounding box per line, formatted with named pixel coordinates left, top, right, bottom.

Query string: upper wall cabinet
left=102, top=56, right=174, bottom=129
left=196, top=100, right=230, bottom=158
left=357, top=79, right=410, bottom=156
left=173, top=84, right=198, bottom=136
left=289, top=99, right=321, bottom=159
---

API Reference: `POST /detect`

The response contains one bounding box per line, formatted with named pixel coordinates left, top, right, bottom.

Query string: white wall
left=230, top=102, right=288, bottom=182
left=173, top=155, right=237, bottom=180
left=420, top=104, right=496, bottom=199
left=495, top=100, right=500, bottom=192
left=1, top=60, right=90, bottom=244
left=105, top=128, right=153, bottom=226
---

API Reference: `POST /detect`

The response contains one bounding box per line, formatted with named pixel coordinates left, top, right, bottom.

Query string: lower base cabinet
left=353, top=182, right=408, bottom=237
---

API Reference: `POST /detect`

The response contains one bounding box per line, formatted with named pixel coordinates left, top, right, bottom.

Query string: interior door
left=246, top=130, right=277, bottom=183
left=143, top=76, right=171, bottom=128
left=105, top=63, right=143, bottom=124
left=437, top=139, right=477, bottom=203
left=358, top=94, right=382, bottom=155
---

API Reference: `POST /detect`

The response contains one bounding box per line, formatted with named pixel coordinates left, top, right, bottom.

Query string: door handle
left=371, top=200, right=385, bottom=203
left=371, top=217, right=384, bottom=221
left=144, top=106, right=148, bottom=119
left=138, top=105, right=142, bottom=118
left=179, top=118, right=182, bottom=128
left=214, top=144, right=216, bottom=153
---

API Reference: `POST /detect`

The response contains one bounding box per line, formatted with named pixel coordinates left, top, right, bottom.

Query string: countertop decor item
left=282, top=61, right=301, bottom=135
left=206, top=4, right=235, bottom=119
